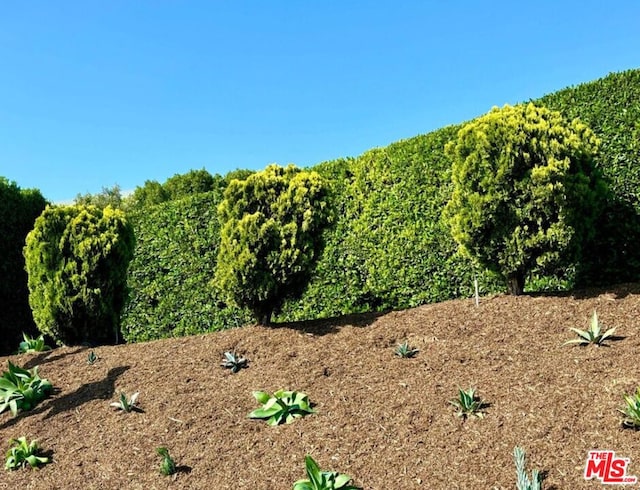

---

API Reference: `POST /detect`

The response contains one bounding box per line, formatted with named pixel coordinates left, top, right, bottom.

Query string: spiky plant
left=513, top=446, right=542, bottom=490
left=450, top=387, right=487, bottom=419
left=110, top=392, right=140, bottom=413
left=394, top=341, right=419, bottom=358
left=564, top=311, right=616, bottom=347
left=221, top=351, right=248, bottom=373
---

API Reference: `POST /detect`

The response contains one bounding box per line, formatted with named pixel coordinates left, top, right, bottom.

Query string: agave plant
left=17, top=333, right=51, bottom=354
left=619, top=387, right=640, bottom=429
left=221, top=351, right=248, bottom=373
left=110, top=392, right=140, bottom=413
left=248, top=390, right=316, bottom=426
left=86, top=351, right=98, bottom=365
left=513, top=446, right=542, bottom=490
left=292, top=455, right=361, bottom=490
left=450, top=387, right=487, bottom=419
left=394, top=341, right=419, bottom=358
left=0, top=361, right=53, bottom=416
left=564, top=311, right=616, bottom=347
left=156, top=446, right=177, bottom=476
left=5, top=437, right=50, bottom=470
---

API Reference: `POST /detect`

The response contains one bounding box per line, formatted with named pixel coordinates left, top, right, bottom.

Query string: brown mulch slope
left=2, top=284, right=640, bottom=489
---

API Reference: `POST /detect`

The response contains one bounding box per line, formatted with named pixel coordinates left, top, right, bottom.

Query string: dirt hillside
left=2, top=284, right=640, bottom=489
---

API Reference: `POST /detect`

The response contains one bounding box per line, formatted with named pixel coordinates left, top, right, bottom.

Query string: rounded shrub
left=24, top=205, right=135, bottom=346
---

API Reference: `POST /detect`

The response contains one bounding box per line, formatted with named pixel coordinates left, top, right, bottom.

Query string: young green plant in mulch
left=513, top=446, right=542, bottom=490
left=563, top=310, right=616, bottom=347
left=450, top=387, right=488, bottom=420
left=86, top=350, right=98, bottom=365
left=5, top=437, right=50, bottom=470
left=221, top=351, right=248, bottom=373
left=17, top=333, right=51, bottom=354
left=292, top=455, right=361, bottom=490
left=619, top=387, right=640, bottom=429
left=156, top=447, right=177, bottom=476
left=248, top=390, right=316, bottom=426
left=0, top=361, right=53, bottom=416
left=110, top=392, right=141, bottom=413
left=394, top=340, right=419, bottom=358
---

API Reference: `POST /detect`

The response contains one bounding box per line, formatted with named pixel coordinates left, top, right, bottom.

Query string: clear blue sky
left=1, top=1, right=639, bottom=203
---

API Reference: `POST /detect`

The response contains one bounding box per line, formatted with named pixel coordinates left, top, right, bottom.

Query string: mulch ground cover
left=2, top=283, right=640, bottom=489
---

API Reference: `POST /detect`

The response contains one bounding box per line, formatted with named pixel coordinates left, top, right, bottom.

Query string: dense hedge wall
left=538, top=69, right=640, bottom=285
left=123, top=68, right=640, bottom=338
left=120, top=192, right=251, bottom=343
left=0, top=179, right=48, bottom=355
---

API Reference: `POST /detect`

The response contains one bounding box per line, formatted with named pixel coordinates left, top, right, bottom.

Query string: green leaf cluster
left=215, top=164, right=331, bottom=324
left=248, top=389, right=316, bottom=426
left=24, top=204, right=135, bottom=346
left=5, top=437, right=50, bottom=470
left=293, top=455, right=360, bottom=490
left=17, top=332, right=51, bottom=354
left=0, top=361, right=53, bottom=416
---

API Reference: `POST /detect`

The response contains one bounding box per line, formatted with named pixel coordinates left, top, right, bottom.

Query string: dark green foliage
left=163, top=168, right=217, bottom=200
left=120, top=192, right=252, bottom=343
left=215, top=164, right=331, bottom=324
left=443, top=103, right=606, bottom=294
left=125, top=168, right=255, bottom=213
left=126, top=179, right=169, bottom=211
left=75, top=184, right=125, bottom=209
left=24, top=205, right=135, bottom=346
left=0, top=178, right=48, bottom=355
left=539, top=69, right=640, bottom=285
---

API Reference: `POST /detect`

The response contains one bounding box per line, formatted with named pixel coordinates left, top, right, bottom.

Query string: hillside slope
left=3, top=284, right=640, bottom=489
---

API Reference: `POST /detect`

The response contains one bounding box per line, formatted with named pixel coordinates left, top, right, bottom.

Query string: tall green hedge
left=123, top=68, right=640, bottom=339
left=120, top=192, right=252, bottom=343
left=0, top=178, right=48, bottom=355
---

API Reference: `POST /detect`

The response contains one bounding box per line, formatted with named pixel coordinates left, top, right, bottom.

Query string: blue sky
left=1, top=1, right=639, bottom=203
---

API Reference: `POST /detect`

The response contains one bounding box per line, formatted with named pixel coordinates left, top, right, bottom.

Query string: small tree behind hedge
left=443, top=103, right=607, bottom=295
left=215, top=164, right=331, bottom=324
left=24, top=205, right=135, bottom=345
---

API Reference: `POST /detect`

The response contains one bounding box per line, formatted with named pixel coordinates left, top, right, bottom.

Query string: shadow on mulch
left=269, top=310, right=385, bottom=335
left=526, top=282, right=640, bottom=300
left=21, top=347, right=86, bottom=370
left=0, top=365, right=130, bottom=430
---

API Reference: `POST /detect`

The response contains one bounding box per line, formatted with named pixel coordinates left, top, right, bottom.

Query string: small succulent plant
left=110, top=392, right=140, bottom=413
left=248, top=389, right=316, bottom=426
left=0, top=361, right=53, bottom=416
left=450, top=387, right=487, bottom=419
left=394, top=341, right=419, bottom=358
left=292, top=455, right=361, bottom=490
left=87, top=351, right=98, bottom=365
left=156, top=446, right=177, bottom=476
left=513, top=446, right=542, bottom=490
left=221, top=351, right=248, bottom=373
left=619, top=387, right=640, bottom=429
left=5, top=437, right=50, bottom=470
left=564, top=310, right=616, bottom=347
left=17, top=333, right=51, bottom=354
